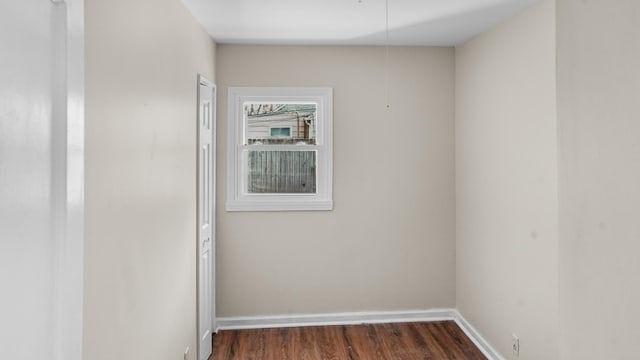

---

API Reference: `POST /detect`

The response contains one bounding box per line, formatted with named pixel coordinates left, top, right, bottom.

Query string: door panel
left=198, top=76, right=216, bottom=360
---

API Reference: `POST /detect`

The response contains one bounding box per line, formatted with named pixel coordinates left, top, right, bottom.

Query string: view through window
left=244, top=103, right=317, bottom=194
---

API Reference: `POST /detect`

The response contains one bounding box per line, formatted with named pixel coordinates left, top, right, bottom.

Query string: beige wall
left=216, top=45, right=455, bottom=316
left=84, top=0, right=215, bottom=358
left=455, top=1, right=558, bottom=359
left=81, top=1, right=640, bottom=357
left=557, top=1, right=640, bottom=358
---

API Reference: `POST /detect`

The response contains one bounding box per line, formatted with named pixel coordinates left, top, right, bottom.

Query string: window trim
left=226, top=87, right=333, bottom=211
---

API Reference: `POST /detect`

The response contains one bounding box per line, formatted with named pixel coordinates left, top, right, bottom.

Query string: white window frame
left=226, top=87, right=333, bottom=211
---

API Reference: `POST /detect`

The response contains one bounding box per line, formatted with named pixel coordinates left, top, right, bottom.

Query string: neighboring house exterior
left=246, top=103, right=316, bottom=143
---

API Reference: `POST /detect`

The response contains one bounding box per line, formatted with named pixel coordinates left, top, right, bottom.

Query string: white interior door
left=197, top=75, right=216, bottom=360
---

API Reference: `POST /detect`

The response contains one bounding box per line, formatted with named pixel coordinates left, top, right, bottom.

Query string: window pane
left=246, top=150, right=316, bottom=194
left=269, top=127, right=291, bottom=138
left=245, top=103, right=316, bottom=145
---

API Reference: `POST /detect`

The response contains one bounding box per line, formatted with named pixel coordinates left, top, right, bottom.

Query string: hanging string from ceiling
left=385, top=0, right=390, bottom=109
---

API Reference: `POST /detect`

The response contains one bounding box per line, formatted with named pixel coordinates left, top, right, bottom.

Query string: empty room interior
left=2, top=0, right=640, bottom=359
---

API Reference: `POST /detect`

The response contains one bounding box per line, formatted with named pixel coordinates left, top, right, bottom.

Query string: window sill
left=225, top=200, right=333, bottom=212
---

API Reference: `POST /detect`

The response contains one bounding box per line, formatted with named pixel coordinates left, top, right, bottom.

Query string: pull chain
left=385, top=0, right=390, bottom=109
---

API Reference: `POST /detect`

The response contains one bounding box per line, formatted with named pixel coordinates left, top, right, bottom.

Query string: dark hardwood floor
left=210, top=321, right=487, bottom=360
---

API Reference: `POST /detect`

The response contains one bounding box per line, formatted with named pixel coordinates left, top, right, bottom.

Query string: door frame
left=54, top=1, right=85, bottom=360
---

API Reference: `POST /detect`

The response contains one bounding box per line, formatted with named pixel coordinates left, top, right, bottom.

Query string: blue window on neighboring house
left=269, top=127, right=291, bottom=138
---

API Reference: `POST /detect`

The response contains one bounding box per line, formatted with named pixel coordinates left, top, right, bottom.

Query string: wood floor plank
left=442, top=321, right=485, bottom=359
left=404, top=322, right=439, bottom=359
left=429, top=322, right=465, bottom=359
left=211, top=321, right=487, bottom=360
left=382, top=322, right=427, bottom=360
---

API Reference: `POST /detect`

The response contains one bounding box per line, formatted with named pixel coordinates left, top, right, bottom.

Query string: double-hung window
left=226, top=87, right=333, bottom=211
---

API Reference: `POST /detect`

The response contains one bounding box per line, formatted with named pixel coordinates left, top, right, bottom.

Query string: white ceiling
left=180, top=0, right=539, bottom=46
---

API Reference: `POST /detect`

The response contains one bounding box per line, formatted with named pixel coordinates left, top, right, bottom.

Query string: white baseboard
left=216, top=308, right=504, bottom=360
left=216, top=309, right=456, bottom=330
